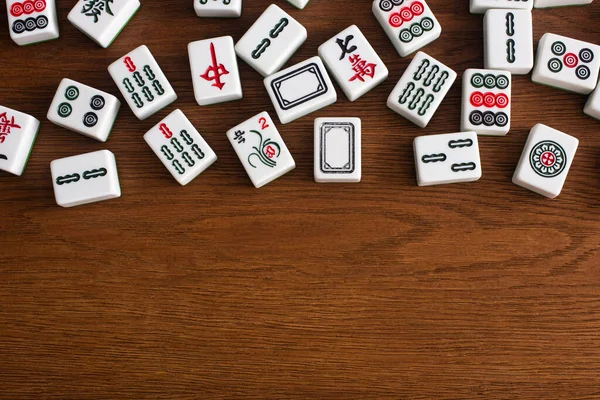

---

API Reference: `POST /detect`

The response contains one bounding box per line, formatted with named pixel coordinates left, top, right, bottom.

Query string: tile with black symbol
left=7, top=0, right=59, bottom=46
left=264, top=56, right=337, bottom=125
left=470, top=0, right=533, bottom=13
left=108, top=45, right=177, bottom=120
left=144, top=109, right=217, bottom=186
left=318, top=25, right=388, bottom=102
left=67, top=0, right=140, bottom=48
left=0, top=105, right=40, bottom=176
left=286, top=0, right=310, bottom=9
left=226, top=112, right=295, bottom=188
left=512, top=124, right=578, bottom=198
left=195, top=0, right=242, bottom=17
left=372, top=0, right=441, bottom=58
left=235, top=4, right=307, bottom=77
left=484, top=9, right=533, bottom=75
left=314, top=118, right=361, bottom=183
left=51, top=150, right=121, bottom=208
left=584, top=85, right=600, bottom=120
left=413, top=131, right=482, bottom=187
left=387, top=51, right=457, bottom=128
left=188, top=36, right=242, bottom=106
left=535, top=0, right=592, bottom=7
left=461, top=69, right=512, bottom=136
left=532, top=33, right=600, bottom=95
left=47, top=79, right=120, bottom=142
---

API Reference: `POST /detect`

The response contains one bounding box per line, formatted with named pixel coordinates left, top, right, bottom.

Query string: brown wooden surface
left=1, top=0, right=600, bottom=398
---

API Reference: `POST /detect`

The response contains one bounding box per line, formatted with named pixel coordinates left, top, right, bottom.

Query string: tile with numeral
left=47, top=78, right=121, bottom=142
left=195, top=0, right=242, bottom=17
left=318, top=25, right=388, bottom=102
left=188, top=36, right=242, bottom=106
left=68, top=0, right=140, bottom=48
left=484, top=9, right=533, bottom=74
left=144, top=109, right=217, bottom=186
left=532, top=33, right=600, bottom=94
left=108, top=45, right=177, bottom=120
left=235, top=4, right=307, bottom=77
left=387, top=51, right=457, bottom=128
left=512, top=124, right=578, bottom=198
left=226, top=112, right=295, bottom=188
left=413, top=131, right=482, bottom=186
left=51, top=149, right=121, bottom=208
left=372, top=0, right=441, bottom=57
left=6, top=0, right=59, bottom=46
left=0, top=105, right=40, bottom=176
left=461, top=69, right=512, bottom=136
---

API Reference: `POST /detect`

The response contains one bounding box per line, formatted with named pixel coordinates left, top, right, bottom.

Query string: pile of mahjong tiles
left=1, top=0, right=599, bottom=207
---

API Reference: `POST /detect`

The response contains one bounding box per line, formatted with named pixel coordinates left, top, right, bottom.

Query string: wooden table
left=1, top=1, right=600, bottom=398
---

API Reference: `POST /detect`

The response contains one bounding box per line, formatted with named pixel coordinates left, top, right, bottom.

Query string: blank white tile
left=387, top=51, right=457, bottom=128
left=0, top=105, right=40, bottom=176
left=189, top=36, right=242, bottom=106
left=51, top=150, right=121, bottom=208
left=535, top=0, right=592, bottom=7
left=584, top=84, right=600, bottom=120
left=286, top=0, right=310, bottom=9
left=194, top=0, right=242, bottom=17
left=47, top=78, right=121, bottom=142
left=68, top=0, right=140, bottom=48
left=7, top=0, right=59, bottom=46
left=532, top=33, right=600, bottom=95
left=144, top=109, right=217, bottom=186
left=235, top=4, right=307, bottom=77
left=264, top=56, right=337, bottom=125
left=512, top=124, right=578, bottom=198
left=226, top=112, right=295, bottom=188
left=372, top=0, right=441, bottom=57
left=413, top=131, right=482, bottom=187
left=108, top=45, right=177, bottom=120
left=461, top=69, right=512, bottom=136
left=314, top=117, right=361, bottom=183
left=318, top=25, right=388, bottom=102
left=484, top=9, right=533, bottom=75
left=470, top=0, right=533, bottom=13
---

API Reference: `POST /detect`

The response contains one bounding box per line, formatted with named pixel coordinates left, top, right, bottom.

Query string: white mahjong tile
left=318, top=25, right=388, bottom=102
left=413, top=131, right=482, bottom=186
left=286, top=0, right=310, bottom=9
left=194, top=0, right=242, bottom=17
left=372, top=0, right=441, bottom=57
left=584, top=84, right=600, bottom=120
left=532, top=33, right=600, bottom=94
left=484, top=9, right=533, bottom=75
left=235, top=4, right=307, bottom=77
left=7, top=0, right=59, bottom=46
left=461, top=69, right=512, bottom=136
left=188, top=36, right=243, bottom=106
left=67, top=0, right=140, bottom=48
left=51, top=149, right=121, bottom=207
left=264, top=56, right=337, bottom=124
left=470, top=0, right=533, bottom=14
left=387, top=51, right=457, bottom=128
left=47, top=78, right=121, bottom=142
left=144, top=109, right=217, bottom=186
left=108, top=45, right=177, bottom=120
left=512, top=124, right=579, bottom=198
left=226, top=112, right=295, bottom=188
left=0, top=105, right=40, bottom=176
left=314, top=117, right=361, bottom=183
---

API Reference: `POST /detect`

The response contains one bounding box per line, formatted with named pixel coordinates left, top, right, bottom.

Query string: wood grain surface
left=1, top=0, right=600, bottom=398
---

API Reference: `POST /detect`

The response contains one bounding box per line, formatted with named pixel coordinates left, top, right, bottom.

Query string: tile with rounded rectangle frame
left=314, top=117, right=361, bottom=183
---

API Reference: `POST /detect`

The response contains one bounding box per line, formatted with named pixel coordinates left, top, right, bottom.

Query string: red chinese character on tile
left=348, top=54, right=376, bottom=82
left=0, top=112, right=21, bottom=143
